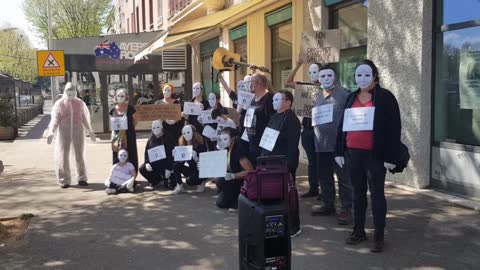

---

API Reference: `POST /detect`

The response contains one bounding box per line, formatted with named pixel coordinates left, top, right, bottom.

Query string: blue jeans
left=301, top=128, right=318, bottom=193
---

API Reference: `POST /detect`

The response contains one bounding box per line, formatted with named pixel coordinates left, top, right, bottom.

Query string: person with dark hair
left=171, top=125, right=207, bottom=195
left=188, top=82, right=209, bottom=133
left=245, top=73, right=275, bottom=166
left=83, top=89, right=91, bottom=106
left=335, top=59, right=402, bottom=253
left=310, top=64, right=353, bottom=226
left=261, top=89, right=301, bottom=236
left=200, top=92, right=224, bottom=151
left=286, top=59, right=322, bottom=199
left=211, top=107, right=236, bottom=137
left=215, top=127, right=254, bottom=211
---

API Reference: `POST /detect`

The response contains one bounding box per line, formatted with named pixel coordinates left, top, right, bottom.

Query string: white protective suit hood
left=63, top=82, right=77, bottom=100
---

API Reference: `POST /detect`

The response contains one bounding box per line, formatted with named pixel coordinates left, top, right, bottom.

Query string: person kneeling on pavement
left=215, top=127, right=254, bottom=211
left=105, top=149, right=137, bottom=194
left=171, top=125, right=207, bottom=194
left=139, top=120, right=175, bottom=189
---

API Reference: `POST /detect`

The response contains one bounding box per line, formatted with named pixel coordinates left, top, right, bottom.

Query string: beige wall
left=368, top=0, right=433, bottom=188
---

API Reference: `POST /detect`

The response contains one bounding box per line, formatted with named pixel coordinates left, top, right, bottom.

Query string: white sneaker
left=105, top=188, right=116, bottom=195
left=196, top=181, right=206, bottom=193
left=228, top=208, right=238, bottom=213
left=171, top=184, right=184, bottom=195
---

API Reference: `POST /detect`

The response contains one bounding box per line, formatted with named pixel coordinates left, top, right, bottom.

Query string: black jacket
left=144, top=134, right=173, bottom=169
left=335, top=85, right=401, bottom=164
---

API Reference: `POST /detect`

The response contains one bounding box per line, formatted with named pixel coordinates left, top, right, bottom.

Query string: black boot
left=345, top=227, right=367, bottom=245
left=371, top=228, right=384, bottom=253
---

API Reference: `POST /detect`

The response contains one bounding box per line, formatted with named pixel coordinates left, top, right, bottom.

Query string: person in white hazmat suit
left=47, top=82, right=96, bottom=188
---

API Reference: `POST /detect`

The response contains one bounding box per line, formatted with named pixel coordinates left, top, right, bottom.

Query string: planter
left=0, top=126, right=16, bottom=140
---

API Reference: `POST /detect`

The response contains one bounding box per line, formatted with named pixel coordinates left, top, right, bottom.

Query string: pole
left=47, top=0, right=55, bottom=100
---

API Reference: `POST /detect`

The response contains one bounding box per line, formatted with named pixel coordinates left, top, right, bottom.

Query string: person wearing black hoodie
left=139, top=120, right=175, bottom=189
left=335, top=60, right=401, bottom=253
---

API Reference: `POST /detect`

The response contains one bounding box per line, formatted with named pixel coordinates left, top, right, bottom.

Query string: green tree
left=22, top=0, right=113, bottom=44
left=0, top=30, right=37, bottom=83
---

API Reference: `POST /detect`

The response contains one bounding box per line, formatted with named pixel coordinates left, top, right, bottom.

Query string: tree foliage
left=0, top=30, right=37, bottom=83
left=22, top=0, right=113, bottom=43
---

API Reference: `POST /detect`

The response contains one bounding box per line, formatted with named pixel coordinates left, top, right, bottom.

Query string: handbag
left=389, top=142, right=410, bottom=174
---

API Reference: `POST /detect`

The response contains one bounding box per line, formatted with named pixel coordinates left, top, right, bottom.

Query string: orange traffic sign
left=37, top=50, right=65, bottom=77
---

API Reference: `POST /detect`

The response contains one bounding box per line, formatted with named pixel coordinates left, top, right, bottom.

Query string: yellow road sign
left=37, top=50, right=65, bottom=77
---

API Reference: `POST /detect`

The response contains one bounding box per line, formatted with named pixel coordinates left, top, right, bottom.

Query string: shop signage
left=300, top=30, right=341, bottom=64
left=135, top=104, right=181, bottom=121
left=293, top=84, right=321, bottom=117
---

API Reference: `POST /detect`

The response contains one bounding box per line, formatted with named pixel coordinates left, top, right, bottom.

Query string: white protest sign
left=244, top=108, right=255, bottom=128
left=183, top=102, right=202, bottom=116
left=259, top=127, right=280, bottom=152
left=202, top=125, right=217, bottom=139
left=111, top=117, right=128, bottom=131
left=147, top=145, right=166, bottom=163
left=293, top=84, right=321, bottom=117
left=241, top=129, right=249, bottom=142
left=199, top=150, right=228, bottom=178
left=174, top=145, right=193, bottom=161
left=237, top=92, right=255, bottom=108
left=111, top=170, right=132, bottom=185
left=300, top=30, right=341, bottom=64
left=312, top=103, right=333, bottom=126
left=201, top=110, right=215, bottom=124
left=342, top=107, right=376, bottom=132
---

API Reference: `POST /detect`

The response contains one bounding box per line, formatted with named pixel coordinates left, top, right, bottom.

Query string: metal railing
left=168, top=0, right=193, bottom=18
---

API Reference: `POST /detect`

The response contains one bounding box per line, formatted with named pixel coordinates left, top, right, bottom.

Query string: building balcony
left=169, top=0, right=193, bottom=18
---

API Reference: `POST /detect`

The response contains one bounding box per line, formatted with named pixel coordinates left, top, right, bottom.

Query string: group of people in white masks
left=46, top=58, right=402, bottom=251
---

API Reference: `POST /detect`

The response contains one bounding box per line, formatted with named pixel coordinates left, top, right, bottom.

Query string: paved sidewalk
left=0, top=114, right=479, bottom=270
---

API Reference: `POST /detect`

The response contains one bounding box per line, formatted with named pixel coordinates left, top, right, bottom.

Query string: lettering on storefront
left=300, top=30, right=341, bottom=64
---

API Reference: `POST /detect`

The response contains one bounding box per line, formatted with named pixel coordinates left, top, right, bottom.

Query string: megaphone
left=212, top=48, right=270, bottom=73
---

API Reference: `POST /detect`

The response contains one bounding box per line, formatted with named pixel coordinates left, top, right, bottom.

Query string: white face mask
left=116, top=91, right=127, bottom=104
left=192, top=82, right=202, bottom=98
left=63, top=82, right=76, bottom=100
left=272, top=93, right=283, bottom=112
left=208, top=93, right=217, bottom=108
left=216, top=116, right=225, bottom=124
left=355, top=64, right=374, bottom=90
left=243, top=75, right=252, bottom=92
left=319, top=69, right=335, bottom=90
left=219, top=134, right=231, bottom=150
left=163, top=86, right=172, bottom=98
left=182, top=126, right=193, bottom=141
left=151, top=120, right=163, bottom=137
left=237, top=80, right=246, bottom=92
left=309, top=64, right=320, bottom=83
left=118, top=150, right=128, bottom=163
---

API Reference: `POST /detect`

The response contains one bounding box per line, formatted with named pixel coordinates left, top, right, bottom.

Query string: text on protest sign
left=293, top=84, right=321, bottom=117
left=300, top=30, right=341, bottom=64
left=135, top=104, right=181, bottom=121
left=174, top=145, right=193, bottom=161
left=183, top=102, right=202, bottom=116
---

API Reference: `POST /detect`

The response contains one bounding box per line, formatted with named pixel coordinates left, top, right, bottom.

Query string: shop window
left=200, top=37, right=220, bottom=97
left=271, top=22, right=292, bottom=90
left=437, top=0, right=480, bottom=26
left=234, top=37, right=247, bottom=85
left=330, top=0, right=368, bottom=90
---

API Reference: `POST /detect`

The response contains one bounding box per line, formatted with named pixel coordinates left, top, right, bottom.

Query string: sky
left=0, top=0, right=45, bottom=49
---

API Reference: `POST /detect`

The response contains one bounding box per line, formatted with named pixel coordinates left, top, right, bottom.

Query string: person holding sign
left=215, top=127, right=253, bottom=211
left=260, top=90, right=301, bottom=236
left=218, top=72, right=245, bottom=109
left=171, top=125, right=207, bottom=195
left=110, top=89, right=139, bottom=173
left=335, top=60, right=401, bottom=253
left=310, top=64, right=353, bottom=226
left=187, top=82, right=209, bottom=133
left=286, top=60, right=322, bottom=199
left=139, top=120, right=174, bottom=189
left=212, top=107, right=237, bottom=136
left=104, top=149, right=137, bottom=194
left=201, top=92, right=224, bottom=151
left=245, top=73, right=275, bottom=166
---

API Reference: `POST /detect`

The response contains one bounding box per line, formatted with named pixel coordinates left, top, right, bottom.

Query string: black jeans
left=301, top=128, right=318, bottom=193
left=289, top=169, right=300, bottom=235
left=346, top=148, right=387, bottom=231
left=317, top=152, right=353, bottom=210
left=172, top=160, right=202, bottom=186
left=215, top=177, right=243, bottom=209
left=139, top=163, right=166, bottom=185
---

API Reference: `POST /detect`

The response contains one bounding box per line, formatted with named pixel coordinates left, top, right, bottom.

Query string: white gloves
left=165, top=170, right=172, bottom=179
left=192, top=150, right=199, bottom=163
left=172, top=149, right=176, bottom=157
left=335, top=156, right=345, bottom=168
left=225, top=173, right=235, bottom=181
left=384, top=162, right=396, bottom=170
left=46, top=134, right=54, bottom=144
left=145, top=163, right=153, bottom=172
left=89, top=131, right=96, bottom=143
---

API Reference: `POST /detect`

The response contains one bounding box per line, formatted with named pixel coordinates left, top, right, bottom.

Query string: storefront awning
left=133, top=31, right=169, bottom=62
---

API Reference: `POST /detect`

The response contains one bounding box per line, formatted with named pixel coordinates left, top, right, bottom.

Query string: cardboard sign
left=201, top=110, right=215, bottom=124
left=342, top=107, right=375, bottom=131
left=293, top=84, right=321, bottom=117
left=183, top=102, right=202, bottom=116
left=199, top=150, right=228, bottom=178
left=111, top=117, right=128, bottom=131
left=135, top=104, right=181, bottom=121
left=300, top=30, right=341, bottom=64
left=259, top=127, right=280, bottom=152
left=147, top=145, right=166, bottom=162
left=174, top=145, right=193, bottom=161
left=312, top=103, right=334, bottom=126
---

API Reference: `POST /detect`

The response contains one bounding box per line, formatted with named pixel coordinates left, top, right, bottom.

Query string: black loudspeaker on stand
left=238, top=194, right=291, bottom=270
